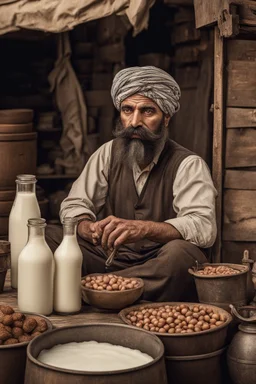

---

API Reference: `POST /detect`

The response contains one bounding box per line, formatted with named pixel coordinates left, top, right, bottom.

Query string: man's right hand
left=77, top=219, right=102, bottom=245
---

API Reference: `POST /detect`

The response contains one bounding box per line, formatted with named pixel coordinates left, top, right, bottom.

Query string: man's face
left=120, top=94, right=168, bottom=135
left=113, top=95, right=170, bottom=169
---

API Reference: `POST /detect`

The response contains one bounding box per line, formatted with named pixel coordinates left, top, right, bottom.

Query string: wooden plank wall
left=222, top=38, right=256, bottom=264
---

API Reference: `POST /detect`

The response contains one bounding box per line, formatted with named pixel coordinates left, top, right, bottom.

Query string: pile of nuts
left=197, top=266, right=240, bottom=276
left=0, top=304, right=49, bottom=345
left=124, top=304, right=227, bottom=334
left=81, top=274, right=140, bottom=291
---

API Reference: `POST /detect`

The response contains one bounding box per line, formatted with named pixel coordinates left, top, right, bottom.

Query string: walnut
left=4, top=338, right=18, bottom=345
left=33, top=318, right=48, bottom=333
left=23, top=318, right=37, bottom=333
left=12, top=327, right=24, bottom=338
left=18, top=334, right=32, bottom=343
left=12, top=312, right=25, bottom=322
left=13, top=321, right=23, bottom=328
left=0, top=328, right=11, bottom=341
left=0, top=305, right=14, bottom=315
left=2, top=315, right=13, bottom=326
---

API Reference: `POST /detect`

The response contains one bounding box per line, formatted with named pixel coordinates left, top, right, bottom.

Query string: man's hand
left=97, top=215, right=148, bottom=250
left=78, top=215, right=182, bottom=251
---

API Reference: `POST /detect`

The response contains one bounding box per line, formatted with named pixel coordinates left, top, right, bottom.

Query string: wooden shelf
left=37, top=174, right=79, bottom=179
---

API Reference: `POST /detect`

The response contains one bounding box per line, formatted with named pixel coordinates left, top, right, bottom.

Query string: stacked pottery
left=0, top=109, right=37, bottom=239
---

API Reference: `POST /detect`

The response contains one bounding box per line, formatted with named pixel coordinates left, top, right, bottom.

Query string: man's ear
left=164, top=114, right=170, bottom=128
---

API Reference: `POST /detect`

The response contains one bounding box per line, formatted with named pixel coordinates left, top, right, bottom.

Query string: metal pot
left=25, top=323, right=168, bottom=384
left=188, top=263, right=250, bottom=311
left=227, top=305, right=256, bottom=384
left=165, top=347, right=229, bottom=384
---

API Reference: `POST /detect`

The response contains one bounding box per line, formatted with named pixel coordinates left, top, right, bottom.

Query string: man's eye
left=122, top=107, right=132, bottom=114
left=144, top=108, right=154, bottom=115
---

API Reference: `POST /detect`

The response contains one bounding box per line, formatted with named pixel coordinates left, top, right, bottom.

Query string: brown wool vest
left=105, top=139, right=194, bottom=252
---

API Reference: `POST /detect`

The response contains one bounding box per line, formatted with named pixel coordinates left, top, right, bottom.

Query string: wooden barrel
left=0, top=109, right=33, bottom=124
left=0, top=123, right=33, bottom=134
left=0, top=132, right=37, bottom=190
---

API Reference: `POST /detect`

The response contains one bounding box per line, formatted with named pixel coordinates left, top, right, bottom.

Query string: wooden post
left=212, top=26, right=224, bottom=263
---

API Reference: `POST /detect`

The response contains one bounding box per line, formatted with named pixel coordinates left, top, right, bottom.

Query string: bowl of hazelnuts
left=119, top=302, right=233, bottom=356
left=0, top=304, right=53, bottom=384
left=81, top=273, right=144, bottom=310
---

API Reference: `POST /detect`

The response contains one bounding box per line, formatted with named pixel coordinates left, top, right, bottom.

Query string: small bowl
left=81, top=273, right=144, bottom=310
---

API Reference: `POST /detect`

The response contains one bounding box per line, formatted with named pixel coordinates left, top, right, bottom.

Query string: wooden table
left=0, top=270, right=122, bottom=328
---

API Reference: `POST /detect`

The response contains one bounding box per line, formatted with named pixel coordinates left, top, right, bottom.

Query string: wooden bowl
left=119, top=302, right=232, bottom=356
left=81, top=274, right=144, bottom=310
left=0, top=109, right=33, bottom=124
left=0, top=313, right=52, bottom=384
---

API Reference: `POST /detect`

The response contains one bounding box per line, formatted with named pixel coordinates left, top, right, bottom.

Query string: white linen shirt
left=60, top=140, right=217, bottom=248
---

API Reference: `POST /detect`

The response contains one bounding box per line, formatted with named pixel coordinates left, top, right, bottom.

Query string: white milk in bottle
left=9, top=174, right=40, bottom=288
left=18, top=218, right=54, bottom=316
left=54, top=217, right=83, bottom=314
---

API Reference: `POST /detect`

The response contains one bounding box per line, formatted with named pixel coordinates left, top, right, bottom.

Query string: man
left=46, top=66, right=217, bottom=302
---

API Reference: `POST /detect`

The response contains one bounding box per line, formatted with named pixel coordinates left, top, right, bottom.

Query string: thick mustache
left=114, top=126, right=162, bottom=142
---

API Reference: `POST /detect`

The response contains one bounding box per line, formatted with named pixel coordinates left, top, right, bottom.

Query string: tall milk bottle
left=9, top=174, right=41, bottom=288
left=54, top=217, right=83, bottom=314
left=18, top=218, right=54, bottom=315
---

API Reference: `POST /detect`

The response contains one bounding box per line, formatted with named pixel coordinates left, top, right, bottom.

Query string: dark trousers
left=46, top=224, right=207, bottom=302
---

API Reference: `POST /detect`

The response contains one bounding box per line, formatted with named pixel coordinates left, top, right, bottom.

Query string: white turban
left=111, top=66, right=181, bottom=117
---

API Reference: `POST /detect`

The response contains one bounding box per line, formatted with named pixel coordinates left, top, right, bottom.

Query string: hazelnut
left=4, top=338, right=18, bottom=345
left=23, top=318, right=37, bottom=333
left=31, top=331, right=41, bottom=338
left=18, top=335, right=32, bottom=343
left=2, top=315, right=13, bottom=326
left=12, top=312, right=25, bottom=322
left=0, top=305, right=14, bottom=315
left=13, top=321, right=23, bottom=328
left=0, top=328, right=11, bottom=341
left=12, top=327, right=24, bottom=338
left=33, top=318, right=48, bottom=333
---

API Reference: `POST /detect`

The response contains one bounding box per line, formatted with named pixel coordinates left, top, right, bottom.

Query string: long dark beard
left=112, top=118, right=168, bottom=169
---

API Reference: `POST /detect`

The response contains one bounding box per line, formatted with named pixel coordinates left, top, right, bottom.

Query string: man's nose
left=131, top=110, right=142, bottom=127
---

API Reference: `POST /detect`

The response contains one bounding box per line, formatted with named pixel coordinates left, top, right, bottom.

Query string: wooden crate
left=227, top=61, right=256, bottom=107
left=225, top=128, right=256, bottom=168
left=226, top=107, right=256, bottom=128
left=226, top=39, right=256, bottom=61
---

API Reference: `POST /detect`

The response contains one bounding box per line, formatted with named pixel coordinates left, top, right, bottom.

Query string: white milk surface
left=38, top=341, right=153, bottom=371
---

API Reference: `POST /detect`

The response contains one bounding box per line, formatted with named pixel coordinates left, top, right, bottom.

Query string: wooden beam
left=212, top=27, right=224, bottom=263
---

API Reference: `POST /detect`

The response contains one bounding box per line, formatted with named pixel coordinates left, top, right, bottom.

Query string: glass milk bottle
left=9, top=174, right=41, bottom=288
left=54, top=217, right=83, bottom=314
left=18, top=218, right=54, bottom=316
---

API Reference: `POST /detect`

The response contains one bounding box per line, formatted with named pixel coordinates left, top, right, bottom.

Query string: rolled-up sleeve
left=166, top=156, right=217, bottom=248
left=59, top=141, right=112, bottom=222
